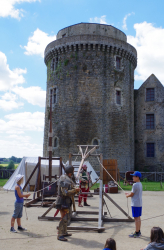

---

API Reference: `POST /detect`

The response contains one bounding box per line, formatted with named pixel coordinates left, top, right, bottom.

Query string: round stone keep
left=43, top=23, right=137, bottom=171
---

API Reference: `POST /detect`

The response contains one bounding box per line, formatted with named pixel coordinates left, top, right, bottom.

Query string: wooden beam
left=57, top=226, right=105, bottom=232
left=25, top=197, right=41, bottom=207
left=103, top=192, right=133, bottom=220
left=40, top=202, right=56, bottom=217
left=103, top=218, right=134, bottom=222
left=23, top=162, right=39, bottom=191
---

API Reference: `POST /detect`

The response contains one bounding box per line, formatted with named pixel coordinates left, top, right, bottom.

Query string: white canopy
left=3, top=157, right=60, bottom=191
left=65, top=160, right=99, bottom=184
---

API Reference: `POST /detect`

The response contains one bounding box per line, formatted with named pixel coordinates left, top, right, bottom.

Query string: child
left=10, top=174, right=31, bottom=233
left=140, top=227, right=164, bottom=250
left=103, top=238, right=116, bottom=250
left=125, top=171, right=142, bottom=238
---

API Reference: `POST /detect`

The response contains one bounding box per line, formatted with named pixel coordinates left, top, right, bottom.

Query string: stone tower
left=43, top=23, right=137, bottom=171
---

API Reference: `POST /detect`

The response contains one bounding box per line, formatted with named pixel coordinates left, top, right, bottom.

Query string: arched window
left=53, top=137, right=59, bottom=148
left=93, top=138, right=99, bottom=145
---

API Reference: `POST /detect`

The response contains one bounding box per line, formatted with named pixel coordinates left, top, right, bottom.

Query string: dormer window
left=146, top=88, right=154, bottom=101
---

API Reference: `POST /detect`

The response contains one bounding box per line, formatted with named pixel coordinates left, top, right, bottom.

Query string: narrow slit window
left=146, top=114, right=154, bottom=129
left=53, top=88, right=57, bottom=104
left=146, top=88, right=154, bottom=101
left=52, top=58, right=55, bottom=71
left=147, top=143, right=155, bottom=157
left=116, top=57, right=121, bottom=70
left=54, top=138, right=58, bottom=147
left=116, top=90, right=121, bottom=104
left=56, top=57, right=58, bottom=68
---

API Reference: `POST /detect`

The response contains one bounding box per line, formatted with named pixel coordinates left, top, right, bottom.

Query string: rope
left=95, top=151, right=129, bottom=215
left=96, top=156, right=125, bottom=193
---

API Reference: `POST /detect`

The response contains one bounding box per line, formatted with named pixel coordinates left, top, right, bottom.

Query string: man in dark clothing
left=55, top=165, right=80, bottom=241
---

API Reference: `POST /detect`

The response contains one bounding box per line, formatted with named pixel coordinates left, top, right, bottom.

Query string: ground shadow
left=0, top=211, right=10, bottom=216
left=68, top=237, right=104, bottom=248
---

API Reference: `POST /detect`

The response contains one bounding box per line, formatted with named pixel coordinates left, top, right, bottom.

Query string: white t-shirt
left=131, top=182, right=142, bottom=207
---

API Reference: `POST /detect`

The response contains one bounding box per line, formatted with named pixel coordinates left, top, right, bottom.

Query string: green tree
left=7, top=160, right=15, bottom=169
left=10, top=156, right=17, bottom=162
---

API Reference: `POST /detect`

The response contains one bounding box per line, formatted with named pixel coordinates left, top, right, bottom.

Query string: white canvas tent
left=65, top=161, right=99, bottom=184
left=3, top=157, right=61, bottom=191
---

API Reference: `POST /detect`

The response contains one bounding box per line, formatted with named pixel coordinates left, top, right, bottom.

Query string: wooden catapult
left=23, top=90, right=65, bottom=207
left=38, top=145, right=134, bottom=232
left=23, top=91, right=134, bottom=231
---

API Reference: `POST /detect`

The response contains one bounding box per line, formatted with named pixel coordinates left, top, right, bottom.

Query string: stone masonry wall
left=43, top=24, right=137, bottom=171
left=134, top=74, right=164, bottom=171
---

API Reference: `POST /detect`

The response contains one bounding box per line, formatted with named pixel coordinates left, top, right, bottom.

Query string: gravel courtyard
left=0, top=188, right=164, bottom=250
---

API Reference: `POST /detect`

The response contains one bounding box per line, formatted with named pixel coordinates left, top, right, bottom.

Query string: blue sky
left=0, top=0, right=164, bottom=158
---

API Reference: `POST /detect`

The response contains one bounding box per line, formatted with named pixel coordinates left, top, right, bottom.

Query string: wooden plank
left=103, top=192, right=133, bottom=220
left=40, top=202, right=56, bottom=217
left=69, top=153, right=72, bottom=166
left=76, top=211, right=107, bottom=215
left=38, top=216, right=98, bottom=221
left=33, top=163, right=40, bottom=200
left=56, top=226, right=105, bottom=232
left=103, top=218, right=134, bottom=222
left=23, top=162, right=39, bottom=191
left=40, top=157, right=60, bottom=160
left=25, top=197, right=40, bottom=207
left=38, top=216, right=60, bottom=221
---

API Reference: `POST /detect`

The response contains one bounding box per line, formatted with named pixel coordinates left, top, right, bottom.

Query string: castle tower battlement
left=43, top=23, right=137, bottom=171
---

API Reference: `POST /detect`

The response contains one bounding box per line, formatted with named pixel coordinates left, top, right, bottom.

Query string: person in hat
left=10, top=174, right=31, bottom=233
left=125, top=171, right=142, bottom=238
left=55, top=165, right=80, bottom=241
left=78, top=165, right=91, bottom=207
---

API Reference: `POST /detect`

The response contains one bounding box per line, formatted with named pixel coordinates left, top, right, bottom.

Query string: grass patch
left=0, top=163, right=18, bottom=169
left=0, top=179, right=8, bottom=187
left=90, top=181, right=164, bottom=191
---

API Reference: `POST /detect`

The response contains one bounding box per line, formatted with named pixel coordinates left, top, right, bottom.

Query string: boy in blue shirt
left=125, top=171, right=142, bottom=238
left=10, top=174, right=31, bottom=233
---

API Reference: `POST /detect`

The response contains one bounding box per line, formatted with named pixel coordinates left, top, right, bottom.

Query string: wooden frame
left=23, top=156, right=64, bottom=207
left=38, top=145, right=134, bottom=232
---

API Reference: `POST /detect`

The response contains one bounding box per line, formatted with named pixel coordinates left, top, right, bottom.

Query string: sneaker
left=10, top=227, right=17, bottom=233
left=138, top=231, right=141, bottom=236
left=129, top=232, right=140, bottom=238
left=18, top=226, right=27, bottom=231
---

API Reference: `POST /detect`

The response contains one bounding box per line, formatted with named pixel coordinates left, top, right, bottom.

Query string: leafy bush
left=7, top=160, right=15, bottom=169
left=143, top=178, right=148, bottom=182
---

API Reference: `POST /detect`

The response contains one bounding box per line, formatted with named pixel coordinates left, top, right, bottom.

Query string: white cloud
left=89, top=15, right=107, bottom=24
left=0, top=137, right=43, bottom=157
left=13, top=86, right=46, bottom=107
left=22, top=28, right=56, bottom=57
left=0, top=51, right=27, bottom=92
left=0, top=92, right=24, bottom=111
left=0, top=51, right=46, bottom=110
left=0, top=111, right=44, bottom=134
left=122, top=12, right=134, bottom=30
left=127, top=22, right=164, bottom=83
left=0, top=0, right=40, bottom=20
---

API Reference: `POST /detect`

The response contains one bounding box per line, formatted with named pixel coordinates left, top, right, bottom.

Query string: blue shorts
left=131, top=206, right=142, bottom=218
left=12, top=202, right=23, bottom=219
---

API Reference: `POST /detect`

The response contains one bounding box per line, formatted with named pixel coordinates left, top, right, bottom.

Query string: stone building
left=134, top=74, right=164, bottom=171
left=43, top=23, right=137, bottom=171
